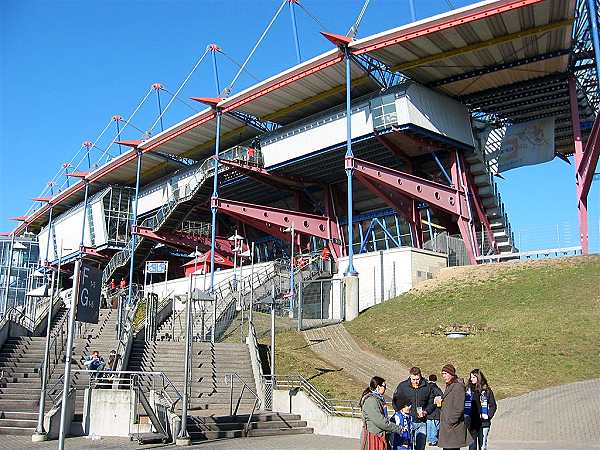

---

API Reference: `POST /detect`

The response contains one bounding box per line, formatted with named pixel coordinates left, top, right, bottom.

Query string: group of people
left=360, top=365, right=497, bottom=450
left=82, top=349, right=117, bottom=373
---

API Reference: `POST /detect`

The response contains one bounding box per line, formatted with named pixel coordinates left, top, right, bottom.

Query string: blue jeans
left=412, top=421, right=427, bottom=450
left=426, top=419, right=440, bottom=444
left=468, top=427, right=490, bottom=450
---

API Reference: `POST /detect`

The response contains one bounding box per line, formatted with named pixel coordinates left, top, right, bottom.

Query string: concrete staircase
left=69, top=308, right=120, bottom=416
left=127, top=338, right=313, bottom=441
left=127, top=340, right=257, bottom=415
left=0, top=307, right=68, bottom=436
left=185, top=412, right=313, bottom=440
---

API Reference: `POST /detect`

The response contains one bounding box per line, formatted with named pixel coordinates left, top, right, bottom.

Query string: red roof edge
left=191, top=97, right=223, bottom=107
left=320, top=31, right=352, bottom=47
left=115, top=140, right=142, bottom=148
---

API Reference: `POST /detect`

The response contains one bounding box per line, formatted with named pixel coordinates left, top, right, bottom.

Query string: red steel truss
left=211, top=197, right=342, bottom=259
left=347, top=155, right=481, bottom=264
left=132, top=226, right=239, bottom=256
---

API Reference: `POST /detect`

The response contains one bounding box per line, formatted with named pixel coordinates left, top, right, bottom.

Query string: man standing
left=393, top=367, right=436, bottom=450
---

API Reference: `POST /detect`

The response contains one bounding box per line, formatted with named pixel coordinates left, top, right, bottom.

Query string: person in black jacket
left=467, top=369, right=497, bottom=450
left=392, top=367, right=435, bottom=450
left=426, top=374, right=444, bottom=445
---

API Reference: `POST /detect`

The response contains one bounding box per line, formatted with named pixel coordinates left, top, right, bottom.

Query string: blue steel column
left=344, top=47, right=357, bottom=276
left=44, top=205, right=54, bottom=263
left=289, top=0, right=301, bottom=64
left=126, top=149, right=143, bottom=305
left=79, top=182, right=90, bottom=247
left=587, top=0, right=600, bottom=93
left=209, top=111, right=221, bottom=294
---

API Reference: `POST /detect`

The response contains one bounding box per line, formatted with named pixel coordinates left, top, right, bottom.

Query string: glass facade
left=0, top=234, right=40, bottom=314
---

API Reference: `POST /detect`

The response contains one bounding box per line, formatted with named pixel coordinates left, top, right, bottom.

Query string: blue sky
left=1, top=0, right=598, bottom=252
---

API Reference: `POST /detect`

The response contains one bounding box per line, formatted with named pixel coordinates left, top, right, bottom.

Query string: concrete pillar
left=343, top=275, right=359, bottom=321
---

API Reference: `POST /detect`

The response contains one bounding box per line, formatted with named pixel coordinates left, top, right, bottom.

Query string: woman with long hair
left=467, top=369, right=497, bottom=450
left=438, top=364, right=473, bottom=450
left=360, top=376, right=402, bottom=450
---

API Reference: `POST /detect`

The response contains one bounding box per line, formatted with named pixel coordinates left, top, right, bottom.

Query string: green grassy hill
left=344, top=255, right=600, bottom=399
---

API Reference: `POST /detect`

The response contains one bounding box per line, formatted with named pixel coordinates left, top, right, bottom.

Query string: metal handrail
left=266, top=374, right=361, bottom=418
left=225, top=372, right=262, bottom=436
left=102, top=146, right=263, bottom=283
left=71, top=369, right=183, bottom=411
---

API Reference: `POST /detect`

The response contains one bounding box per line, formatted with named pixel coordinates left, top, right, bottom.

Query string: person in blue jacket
left=390, top=398, right=413, bottom=449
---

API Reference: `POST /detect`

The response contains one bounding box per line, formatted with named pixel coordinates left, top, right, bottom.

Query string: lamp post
left=33, top=241, right=70, bottom=442
left=58, top=172, right=90, bottom=450
left=283, top=224, right=295, bottom=318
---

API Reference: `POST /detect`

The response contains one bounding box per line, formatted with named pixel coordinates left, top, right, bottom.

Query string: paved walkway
left=303, top=323, right=409, bottom=393
left=302, top=324, right=600, bottom=450
left=489, top=378, right=600, bottom=449
left=0, top=434, right=360, bottom=450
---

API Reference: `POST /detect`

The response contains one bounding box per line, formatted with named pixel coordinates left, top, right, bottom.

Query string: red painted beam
left=218, top=159, right=315, bottom=191
left=579, top=112, right=600, bottom=200
left=80, top=246, right=109, bottom=260
left=132, top=226, right=239, bottom=256
left=321, top=31, right=353, bottom=47
left=191, top=97, right=223, bottom=107
left=569, top=77, right=589, bottom=255
left=10, top=216, right=28, bottom=222
left=347, top=157, right=469, bottom=218
left=32, top=197, right=52, bottom=203
left=0, top=232, right=11, bottom=237
left=212, top=197, right=342, bottom=259
left=115, top=140, right=142, bottom=148
left=67, top=171, right=89, bottom=179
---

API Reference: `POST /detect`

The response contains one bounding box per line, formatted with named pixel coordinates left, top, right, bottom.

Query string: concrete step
left=0, top=425, right=35, bottom=436
left=0, top=411, right=39, bottom=420
left=188, top=426, right=313, bottom=441
left=0, top=399, right=38, bottom=410
left=191, top=419, right=308, bottom=432
left=189, top=413, right=302, bottom=424
left=0, top=418, right=38, bottom=428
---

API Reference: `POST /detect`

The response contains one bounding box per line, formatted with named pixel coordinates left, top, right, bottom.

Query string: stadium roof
left=14, top=0, right=595, bottom=235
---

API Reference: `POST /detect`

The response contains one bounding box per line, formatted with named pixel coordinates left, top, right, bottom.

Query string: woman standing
left=467, top=369, right=497, bottom=450
left=438, top=364, right=473, bottom=450
left=360, top=376, right=402, bottom=450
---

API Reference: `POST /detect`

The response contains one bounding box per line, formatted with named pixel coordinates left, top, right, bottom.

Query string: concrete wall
left=334, top=247, right=447, bottom=316
left=261, top=102, right=373, bottom=167
left=399, top=83, right=474, bottom=147
left=145, top=261, right=273, bottom=309
left=272, top=390, right=362, bottom=439
left=87, top=389, right=135, bottom=437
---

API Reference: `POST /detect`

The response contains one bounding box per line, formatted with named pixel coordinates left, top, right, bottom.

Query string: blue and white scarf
left=464, top=387, right=473, bottom=417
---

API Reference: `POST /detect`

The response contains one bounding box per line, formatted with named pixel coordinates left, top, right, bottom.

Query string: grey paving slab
left=0, top=434, right=360, bottom=450
left=489, top=378, right=600, bottom=445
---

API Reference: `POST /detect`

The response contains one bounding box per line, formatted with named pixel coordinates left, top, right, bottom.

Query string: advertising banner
left=498, top=117, right=555, bottom=172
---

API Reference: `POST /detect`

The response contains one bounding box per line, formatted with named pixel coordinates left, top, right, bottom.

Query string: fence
left=263, top=374, right=361, bottom=418
left=298, top=279, right=344, bottom=330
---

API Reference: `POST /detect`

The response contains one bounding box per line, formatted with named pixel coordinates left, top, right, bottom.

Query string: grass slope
left=344, top=255, right=600, bottom=399
left=222, top=311, right=365, bottom=399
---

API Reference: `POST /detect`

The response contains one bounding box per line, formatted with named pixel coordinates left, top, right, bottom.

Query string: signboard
left=498, top=117, right=555, bottom=172
left=75, top=263, right=101, bottom=324
left=146, top=261, right=168, bottom=274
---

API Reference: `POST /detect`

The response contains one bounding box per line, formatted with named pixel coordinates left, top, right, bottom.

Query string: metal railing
left=265, top=374, right=361, bottom=418
left=225, top=372, right=262, bottom=436
left=102, top=145, right=263, bottom=283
